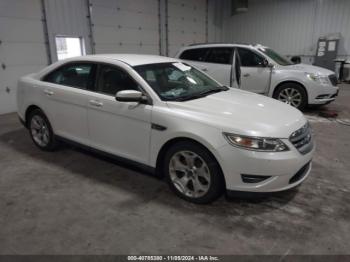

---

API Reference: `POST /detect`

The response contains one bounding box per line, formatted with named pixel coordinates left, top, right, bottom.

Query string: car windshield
left=258, top=47, right=292, bottom=66
left=134, top=62, right=227, bottom=101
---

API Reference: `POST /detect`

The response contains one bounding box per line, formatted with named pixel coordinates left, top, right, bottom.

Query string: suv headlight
left=305, top=73, right=330, bottom=86
left=223, top=133, right=289, bottom=152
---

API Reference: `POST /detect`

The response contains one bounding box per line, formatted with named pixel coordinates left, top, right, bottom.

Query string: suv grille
left=289, top=123, right=313, bottom=155
left=328, top=74, right=337, bottom=86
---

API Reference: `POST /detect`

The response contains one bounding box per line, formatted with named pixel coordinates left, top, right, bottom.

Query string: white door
left=180, top=47, right=233, bottom=86
left=87, top=64, right=152, bottom=165
left=201, top=47, right=234, bottom=86
left=0, top=0, right=47, bottom=114
left=38, top=62, right=96, bottom=145
left=237, top=47, right=271, bottom=94
left=167, top=0, right=208, bottom=57
left=90, top=0, right=160, bottom=54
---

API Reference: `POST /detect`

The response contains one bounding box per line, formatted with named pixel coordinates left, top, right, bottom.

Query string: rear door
left=40, top=62, right=97, bottom=145
left=179, top=47, right=233, bottom=86
left=203, top=47, right=233, bottom=86
left=237, top=47, right=270, bottom=94
left=178, top=47, right=210, bottom=71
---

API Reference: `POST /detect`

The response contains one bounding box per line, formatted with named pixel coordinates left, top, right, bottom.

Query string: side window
left=237, top=48, right=265, bottom=67
left=179, top=48, right=208, bottom=62
left=98, top=65, right=139, bottom=95
left=205, top=48, right=233, bottom=65
left=43, top=63, right=96, bottom=89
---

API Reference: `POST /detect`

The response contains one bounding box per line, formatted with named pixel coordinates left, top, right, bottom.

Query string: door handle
left=89, top=100, right=103, bottom=107
left=201, top=68, right=208, bottom=72
left=43, top=89, right=54, bottom=96
left=243, top=73, right=250, bottom=77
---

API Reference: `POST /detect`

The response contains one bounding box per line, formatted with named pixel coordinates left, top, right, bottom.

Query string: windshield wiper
left=170, top=86, right=229, bottom=102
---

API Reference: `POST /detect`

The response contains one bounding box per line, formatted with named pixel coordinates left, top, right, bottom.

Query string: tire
left=28, top=109, right=58, bottom=151
left=163, top=141, right=225, bottom=204
left=273, top=83, right=307, bottom=110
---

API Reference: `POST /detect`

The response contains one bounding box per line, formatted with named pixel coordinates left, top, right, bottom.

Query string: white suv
left=17, top=54, right=314, bottom=203
left=176, top=43, right=339, bottom=110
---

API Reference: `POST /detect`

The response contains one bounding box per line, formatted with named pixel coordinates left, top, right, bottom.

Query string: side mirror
left=291, top=56, right=301, bottom=64
left=115, top=90, right=147, bottom=103
left=262, top=59, right=273, bottom=68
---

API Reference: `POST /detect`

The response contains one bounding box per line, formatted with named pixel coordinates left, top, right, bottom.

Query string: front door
left=237, top=47, right=271, bottom=94
left=87, top=64, right=152, bottom=165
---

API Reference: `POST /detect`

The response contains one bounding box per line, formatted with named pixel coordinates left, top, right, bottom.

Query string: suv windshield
left=134, top=62, right=227, bottom=101
left=258, top=47, right=292, bottom=66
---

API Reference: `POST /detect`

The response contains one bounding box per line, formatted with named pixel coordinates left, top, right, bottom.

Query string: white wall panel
left=91, top=0, right=160, bottom=55
left=221, top=0, right=350, bottom=63
left=167, top=0, right=208, bottom=57
left=44, top=0, right=92, bottom=61
left=0, top=0, right=47, bottom=114
left=313, top=0, right=350, bottom=58
left=207, top=0, right=223, bottom=42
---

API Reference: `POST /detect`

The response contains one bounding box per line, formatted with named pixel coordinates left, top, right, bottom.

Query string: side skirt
left=56, top=135, right=157, bottom=177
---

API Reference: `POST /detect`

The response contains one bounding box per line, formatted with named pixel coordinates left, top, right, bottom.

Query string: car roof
left=180, top=43, right=268, bottom=49
left=79, top=54, right=179, bottom=66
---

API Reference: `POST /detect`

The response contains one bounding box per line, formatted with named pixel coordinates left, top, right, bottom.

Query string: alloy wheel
left=169, top=151, right=211, bottom=198
left=278, top=87, right=302, bottom=108
left=30, top=115, right=50, bottom=147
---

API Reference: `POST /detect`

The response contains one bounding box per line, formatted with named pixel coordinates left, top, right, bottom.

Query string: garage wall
left=90, top=0, right=161, bottom=55
left=0, top=0, right=213, bottom=115
left=0, top=0, right=48, bottom=114
left=207, top=0, right=224, bottom=43
left=44, top=0, right=93, bottom=62
left=221, top=0, right=350, bottom=63
left=167, top=0, right=208, bottom=57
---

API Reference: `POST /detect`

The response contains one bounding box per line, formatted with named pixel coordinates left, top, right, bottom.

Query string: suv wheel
left=163, top=141, right=224, bottom=204
left=28, top=109, right=58, bottom=151
left=274, top=83, right=307, bottom=110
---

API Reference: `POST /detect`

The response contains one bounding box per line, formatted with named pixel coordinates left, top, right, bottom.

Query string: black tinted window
left=205, top=48, right=233, bottom=65
left=44, top=63, right=96, bottom=89
left=98, top=65, right=139, bottom=95
left=179, top=48, right=208, bottom=62
left=237, top=48, right=265, bottom=67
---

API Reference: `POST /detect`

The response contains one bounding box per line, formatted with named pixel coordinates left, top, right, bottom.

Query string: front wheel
left=163, top=141, right=225, bottom=204
left=273, top=83, right=307, bottom=110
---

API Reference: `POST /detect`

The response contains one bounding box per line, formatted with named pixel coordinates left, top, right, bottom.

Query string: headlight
left=223, top=133, right=289, bottom=152
left=305, top=73, right=330, bottom=85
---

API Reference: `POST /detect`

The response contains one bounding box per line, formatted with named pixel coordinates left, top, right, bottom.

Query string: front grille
left=289, top=122, right=313, bottom=155
left=328, top=74, right=338, bottom=86
left=289, top=162, right=311, bottom=184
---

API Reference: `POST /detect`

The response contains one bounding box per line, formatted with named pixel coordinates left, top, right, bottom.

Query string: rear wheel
left=163, top=141, right=224, bottom=204
left=274, top=83, right=307, bottom=110
left=28, top=109, right=58, bottom=151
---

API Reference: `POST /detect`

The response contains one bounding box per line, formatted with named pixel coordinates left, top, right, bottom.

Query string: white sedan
left=17, top=54, right=314, bottom=203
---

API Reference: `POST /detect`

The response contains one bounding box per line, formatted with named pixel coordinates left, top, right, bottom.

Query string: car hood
left=286, top=63, right=334, bottom=75
left=166, top=88, right=306, bottom=138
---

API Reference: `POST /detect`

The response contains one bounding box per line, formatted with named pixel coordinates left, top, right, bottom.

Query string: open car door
left=230, top=48, right=241, bottom=88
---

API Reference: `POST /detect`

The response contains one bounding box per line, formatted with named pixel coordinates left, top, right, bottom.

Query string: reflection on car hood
left=166, top=88, right=306, bottom=138
left=286, top=63, right=334, bottom=75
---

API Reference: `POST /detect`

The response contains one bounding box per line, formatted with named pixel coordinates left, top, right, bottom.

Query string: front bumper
left=308, top=82, right=339, bottom=105
left=216, top=139, right=314, bottom=193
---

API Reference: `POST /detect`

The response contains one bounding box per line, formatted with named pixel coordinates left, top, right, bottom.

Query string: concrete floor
left=0, top=85, right=349, bottom=255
